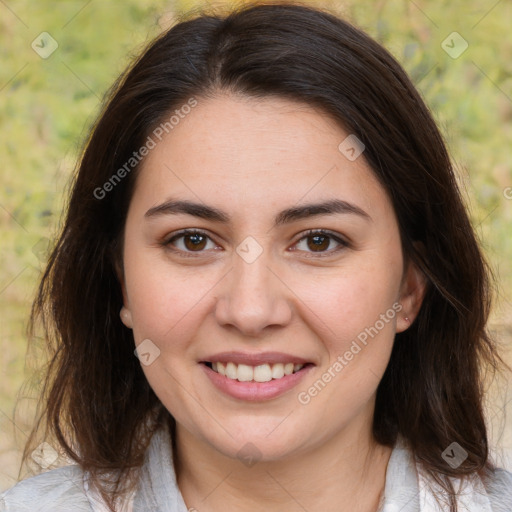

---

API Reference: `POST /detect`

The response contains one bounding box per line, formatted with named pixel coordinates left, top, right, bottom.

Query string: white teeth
left=226, top=362, right=238, bottom=379
left=210, top=361, right=306, bottom=381
left=284, top=363, right=294, bottom=375
left=271, top=363, right=285, bottom=379
left=254, top=364, right=272, bottom=382
left=237, top=364, right=254, bottom=382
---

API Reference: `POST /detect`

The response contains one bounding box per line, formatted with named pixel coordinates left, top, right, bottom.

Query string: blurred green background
left=1, top=0, right=511, bottom=490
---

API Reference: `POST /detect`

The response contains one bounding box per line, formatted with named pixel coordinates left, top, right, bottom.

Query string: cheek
left=123, top=246, right=219, bottom=350
left=292, top=260, right=401, bottom=343
left=293, top=269, right=400, bottom=413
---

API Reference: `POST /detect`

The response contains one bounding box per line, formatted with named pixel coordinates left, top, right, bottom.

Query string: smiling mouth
left=202, top=361, right=313, bottom=383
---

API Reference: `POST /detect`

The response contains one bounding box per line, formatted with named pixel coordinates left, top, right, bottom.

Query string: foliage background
left=1, top=0, right=511, bottom=491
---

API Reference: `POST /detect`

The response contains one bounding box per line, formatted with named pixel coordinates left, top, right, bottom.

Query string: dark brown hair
left=21, top=1, right=508, bottom=510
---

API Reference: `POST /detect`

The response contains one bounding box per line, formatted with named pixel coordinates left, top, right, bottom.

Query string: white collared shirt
left=2, top=427, right=511, bottom=511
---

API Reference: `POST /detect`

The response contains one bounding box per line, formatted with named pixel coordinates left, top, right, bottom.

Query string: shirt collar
left=132, top=426, right=492, bottom=512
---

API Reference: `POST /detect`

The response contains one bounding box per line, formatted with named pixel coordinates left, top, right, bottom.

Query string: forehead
left=129, top=93, right=394, bottom=226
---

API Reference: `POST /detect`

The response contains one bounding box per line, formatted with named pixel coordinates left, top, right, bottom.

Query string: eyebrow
left=144, top=198, right=371, bottom=226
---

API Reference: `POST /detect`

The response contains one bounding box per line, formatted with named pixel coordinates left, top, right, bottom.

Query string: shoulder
left=483, top=466, right=512, bottom=512
left=0, top=464, right=92, bottom=512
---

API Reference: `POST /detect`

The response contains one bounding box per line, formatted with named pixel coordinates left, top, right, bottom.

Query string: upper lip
left=200, top=351, right=314, bottom=366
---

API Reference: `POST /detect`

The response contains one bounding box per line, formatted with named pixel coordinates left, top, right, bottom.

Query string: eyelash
left=163, top=228, right=349, bottom=259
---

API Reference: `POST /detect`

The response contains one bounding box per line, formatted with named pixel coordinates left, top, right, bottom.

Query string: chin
left=208, top=428, right=305, bottom=462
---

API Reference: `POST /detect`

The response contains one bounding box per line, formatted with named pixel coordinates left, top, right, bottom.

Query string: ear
left=112, top=244, right=133, bottom=329
left=396, top=256, right=427, bottom=333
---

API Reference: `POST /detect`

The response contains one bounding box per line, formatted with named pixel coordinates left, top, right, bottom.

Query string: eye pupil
left=308, top=235, right=329, bottom=251
left=184, top=233, right=207, bottom=251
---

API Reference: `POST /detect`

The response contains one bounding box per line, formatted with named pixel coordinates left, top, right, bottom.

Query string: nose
left=214, top=242, right=293, bottom=337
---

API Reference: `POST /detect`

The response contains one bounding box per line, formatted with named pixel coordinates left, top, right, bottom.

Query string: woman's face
left=119, top=93, right=424, bottom=461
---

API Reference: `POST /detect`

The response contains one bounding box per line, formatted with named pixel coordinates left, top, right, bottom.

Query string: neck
left=174, top=418, right=392, bottom=512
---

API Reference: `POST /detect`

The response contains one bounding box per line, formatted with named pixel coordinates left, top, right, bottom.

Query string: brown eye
left=165, top=230, right=217, bottom=255
left=182, top=232, right=207, bottom=251
left=306, top=234, right=330, bottom=252
left=293, top=230, right=348, bottom=256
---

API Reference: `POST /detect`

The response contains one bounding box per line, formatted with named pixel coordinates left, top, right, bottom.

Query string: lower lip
left=200, top=363, right=314, bottom=401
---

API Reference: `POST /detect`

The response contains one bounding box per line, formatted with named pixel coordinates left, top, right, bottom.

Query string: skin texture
left=118, top=93, right=426, bottom=512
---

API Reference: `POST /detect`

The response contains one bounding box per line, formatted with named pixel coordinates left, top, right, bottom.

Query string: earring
left=120, top=306, right=133, bottom=328
left=404, top=316, right=410, bottom=323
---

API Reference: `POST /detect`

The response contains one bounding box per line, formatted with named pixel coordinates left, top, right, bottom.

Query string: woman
left=1, top=2, right=511, bottom=511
